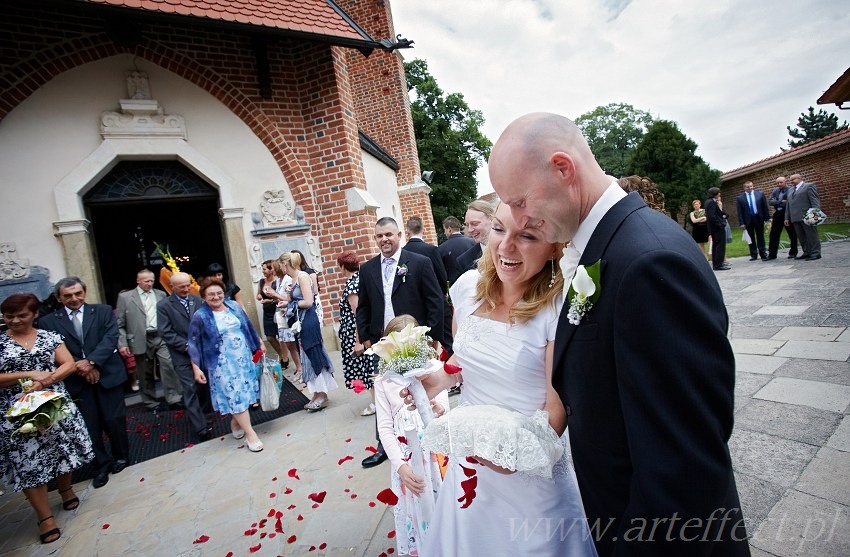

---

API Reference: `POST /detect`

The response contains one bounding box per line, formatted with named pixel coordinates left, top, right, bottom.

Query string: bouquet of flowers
left=803, top=208, right=827, bottom=226
left=154, top=242, right=201, bottom=295
left=5, top=381, right=73, bottom=437
left=366, top=323, right=441, bottom=426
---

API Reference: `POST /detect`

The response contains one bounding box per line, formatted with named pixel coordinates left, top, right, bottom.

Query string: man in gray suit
left=157, top=272, right=213, bottom=441
left=116, top=269, right=182, bottom=412
left=785, top=173, right=822, bottom=260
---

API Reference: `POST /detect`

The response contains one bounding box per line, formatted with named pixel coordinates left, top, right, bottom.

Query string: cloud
left=391, top=0, right=850, bottom=193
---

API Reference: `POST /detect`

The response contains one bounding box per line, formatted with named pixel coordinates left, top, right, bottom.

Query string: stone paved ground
left=1, top=240, right=848, bottom=556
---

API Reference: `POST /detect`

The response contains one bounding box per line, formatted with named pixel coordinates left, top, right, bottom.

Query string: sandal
left=58, top=487, right=79, bottom=511
left=360, top=403, right=376, bottom=416
left=304, top=399, right=327, bottom=412
left=281, top=360, right=290, bottom=370
left=37, top=515, right=61, bottom=544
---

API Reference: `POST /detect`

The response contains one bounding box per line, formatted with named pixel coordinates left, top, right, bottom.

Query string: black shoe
left=749, top=256, right=758, bottom=261
left=761, top=256, right=768, bottom=261
left=714, top=266, right=731, bottom=271
left=361, top=451, right=388, bottom=468
left=787, top=253, right=797, bottom=259
left=806, top=255, right=822, bottom=260
left=795, top=255, right=809, bottom=260
left=196, top=428, right=214, bottom=442
left=766, top=256, right=777, bottom=260
left=281, top=360, right=290, bottom=370
left=92, top=470, right=109, bottom=489
left=111, top=459, right=128, bottom=474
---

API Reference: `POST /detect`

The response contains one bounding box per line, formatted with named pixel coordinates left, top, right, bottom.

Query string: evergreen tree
left=404, top=59, right=492, bottom=239
left=575, top=103, right=654, bottom=178
left=786, top=106, right=848, bottom=148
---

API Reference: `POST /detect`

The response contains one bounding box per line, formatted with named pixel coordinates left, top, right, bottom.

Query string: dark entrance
left=84, top=161, right=227, bottom=306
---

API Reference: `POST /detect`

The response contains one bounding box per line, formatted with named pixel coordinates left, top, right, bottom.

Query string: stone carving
left=126, top=71, right=152, bottom=100
left=0, top=242, right=31, bottom=280
left=249, top=242, right=263, bottom=283
left=618, top=175, right=666, bottom=214
left=305, top=235, right=323, bottom=271
left=260, top=190, right=296, bottom=226
left=100, top=71, right=186, bottom=140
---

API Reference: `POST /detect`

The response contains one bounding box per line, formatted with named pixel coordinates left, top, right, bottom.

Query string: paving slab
left=754, top=306, right=811, bottom=316
left=734, top=354, right=787, bottom=375
left=771, top=327, right=846, bottom=342
left=837, top=329, right=850, bottom=343
left=729, top=325, right=784, bottom=339
left=774, top=358, right=850, bottom=386
left=743, top=279, right=800, bottom=292
left=734, top=372, right=774, bottom=412
left=754, top=377, right=850, bottom=412
left=728, top=430, right=817, bottom=488
left=727, top=291, right=786, bottom=307
left=796, top=447, right=850, bottom=506
left=773, top=340, right=850, bottom=361
left=731, top=338, right=786, bottom=355
left=733, top=471, right=789, bottom=537
left=825, top=416, right=850, bottom=452
left=751, top=490, right=850, bottom=557
left=734, top=399, right=842, bottom=446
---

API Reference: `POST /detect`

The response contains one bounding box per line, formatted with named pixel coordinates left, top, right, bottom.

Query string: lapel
left=52, top=307, right=75, bottom=340
left=554, top=192, right=645, bottom=368
left=130, top=289, right=144, bottom=313
left=392, top=251, right=409, bottom=295
left=82, top=304, right=96, bottom=342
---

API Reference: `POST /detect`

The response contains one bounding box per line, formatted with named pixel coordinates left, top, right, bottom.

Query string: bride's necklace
left=8, top=330, right=36, bottom=349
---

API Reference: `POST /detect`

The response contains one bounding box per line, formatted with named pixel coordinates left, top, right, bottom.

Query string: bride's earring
left=549, top=259, right=555, bottom=288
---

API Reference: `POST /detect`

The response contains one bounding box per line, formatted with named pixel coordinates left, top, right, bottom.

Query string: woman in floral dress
left=0, top=293, right=93, bottom=544
left=336, top=251, right=377, bottom=415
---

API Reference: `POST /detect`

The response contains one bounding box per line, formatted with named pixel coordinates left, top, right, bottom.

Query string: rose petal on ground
left=275, top=518, right=283, bottom=533
left=140, top=477, right=145, bottom=482
left=388, top=548, right=395, bottom=554
left=272, top=476, right=277, bottom=481
left=308, top=546, right=316, bottom=551
left=345, top=438, right=351, bottom=443
left=311, top=503, right=319, bottom=508
left=267, top=508, right=276, bottom=517
left=284, top=487, right=293, bottom=494
left=226, top=553, right=233, bottom=557
left=259, top=532, right=267, bottom=539
left=369, top=501, right=376, bottom=507
left=297, top=514, right=303, bottom=521
left=338, top=455, right=353, bottom=465
left=287, top=535, right=297, bottom=543
left=288, top=468, right=300, bottom=480
left=249, top=543, right=261, bottom=553
left=388, top=530, right=396, bottom=538
left=287, top=504, right=296, bottom=510
left=269, top=493, right=276, bottom=498
left=376, top=488, right=399, bottom=506
left=308, top=490, right=326, bottom=503
left=350, top=494, right=357, bottom=499
left=102, top=524, right=110, bottom=529
left=365, top=446, right=378, bottom=454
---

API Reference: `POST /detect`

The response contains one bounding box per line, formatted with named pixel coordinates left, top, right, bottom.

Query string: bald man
left=490, top=113, right=749, bottom=556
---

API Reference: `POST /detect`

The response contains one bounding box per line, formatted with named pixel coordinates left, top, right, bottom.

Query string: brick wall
left=0, top=2, right=428, bottom=323
left=721, top=143, right=850, bottom=227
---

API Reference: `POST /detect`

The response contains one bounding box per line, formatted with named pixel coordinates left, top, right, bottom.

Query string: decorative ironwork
left=84, top=161, right=216, bottom=202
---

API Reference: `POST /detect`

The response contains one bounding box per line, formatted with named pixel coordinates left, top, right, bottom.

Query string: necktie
left=383, top=258, right=394, bottom=283
left=70, top=309, right=83, bottom=340
left=179, top=296, right=189, bottom=315
left=560, top=244, right=581, bottom=303
left=749, top=192, right=757, bottom=215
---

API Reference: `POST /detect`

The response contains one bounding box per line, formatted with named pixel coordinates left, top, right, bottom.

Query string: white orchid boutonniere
left=396, top=263, right=409, bottom=283
left=566, top=260, right=602, bottom=325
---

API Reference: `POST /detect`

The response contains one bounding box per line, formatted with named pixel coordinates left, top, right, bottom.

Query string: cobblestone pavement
left=1, top=240, right=848, bottom=556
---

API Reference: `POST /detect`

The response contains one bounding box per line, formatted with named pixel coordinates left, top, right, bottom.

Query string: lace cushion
left=422, top=404, right=564, bottom=478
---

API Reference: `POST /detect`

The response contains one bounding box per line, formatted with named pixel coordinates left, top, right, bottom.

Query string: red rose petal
left=140, top=477, right=145, bottom=482
left=376, top=488, right=399, bottom=506
left=344, top=488, right=350, bottom=493
left=465, top=456, right=479, bottom=464
left=308, top=546, right=316, bottom=551
left=297, top=514, right=304, bottom=521
left=269, top=492, right=276, bottom=498
left=272, top=476, right=277, bottom=481
left=388, top=530, right=396, bottom=538
left=444, top=363, right=462, bottom=374
left=380, top=553, right=387, bottom=557
left=244, top=528, right=258, bottom=536
left=287, top=535, right=297, bottom=543
left=319, top=542, right=327, bottom=550
left=347, top=475, right=353, bottom=479
left=288, top=468, right=300, bottom=480
left=397, top=435, right=407, bottom=445
left=312, top=503, right=319, bottom=508
left=369, top=501, right=376, bottom=507
left=102, top=524, right=110, bottom=529
left=258, top=519, right=267, bottom=529
left=269, top=533, right=276, bottom=539
left=275, top=517, right=283, bottom=533
left=259, top=532, right=267, bottom=539
left=284, top=487, right=293, bottom=494
left=226, top=553, right=233, bottom=557
left=308, top=491, right=327, bottom=503
left=352, top=379, right=366, bottom=394
left=345, top=438, right=351, bottom=443
left=249, top=543, right=261, bottom=553
left=268, top=508, right=276, bottom=517
left=459, top=464, right=477, bottom=477
left=388, top=548, right=395, bottom=554
left=338, top=455, right=354, bottom=465
left=287, top=504, right=296, bottom=510
left=350, top=494, right=357, bottom=499
left=365, top=446, right=378, bottom=454
left=275, top=511, right=283, bottom=519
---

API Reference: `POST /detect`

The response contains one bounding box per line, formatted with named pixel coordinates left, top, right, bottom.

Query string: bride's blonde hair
left=473, top=204, right=564, bottom=324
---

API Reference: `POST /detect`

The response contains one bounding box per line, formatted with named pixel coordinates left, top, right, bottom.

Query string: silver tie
left=71, top=309, right=84, bottom=340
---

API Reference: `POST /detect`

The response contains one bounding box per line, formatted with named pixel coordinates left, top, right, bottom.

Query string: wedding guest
left=689, top=199, right=709, bottom=258
left=439, top=216, right=475, bottom=285
left=291, top=249, right=323, bottom=323
left=257, top=260, right=289, bottom=367
left=375, top=314, right=449, bottom=557
left=767, top=176, right=798, bottom=259
left=268, top=260, right=302, bottom=378
left=336, top=251, right=377, bottom=416
left=188, top=279, right=265, bottom=452
left=39, top=277, right=131, bottom=489
left=786, top=173, right=822, bottom=260
left=279, top=251, right=336, bottom=412
left=416, top=203, right=596, bottom=555
left=205, top=263, right=244, bottom=307
left=706, top=187, right=730, bottom=271
left=490, top=112, right=748, bottom=555
left=455, top=200, right=495, bottom=277
left=1, top=294, right=94, bottom=544
left=736, top=181, right=770, bottom=261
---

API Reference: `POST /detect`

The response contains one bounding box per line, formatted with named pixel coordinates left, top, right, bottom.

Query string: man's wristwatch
left=88, top=360, right=96, bottom=367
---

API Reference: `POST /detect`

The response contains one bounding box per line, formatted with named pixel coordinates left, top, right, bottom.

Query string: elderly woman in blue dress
left=189, top=278, right=265, bottom=452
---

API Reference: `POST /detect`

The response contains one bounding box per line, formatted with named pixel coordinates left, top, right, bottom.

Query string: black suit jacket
left=704, top=197, right=727, bottom=233
left=157, top=294, right=204, bottom=362
left=38, top=304, right=126, bottom=395
left=455, top=243, right=483, bottom=280
left=404, top=238, right=448, bottom=295
left=438, top=233, right=476, bottom=285
left=553, top=193, right=748, bottom=556
left=356, top=250, right=446, bottom=346
left=736, top=190, right=770, bottom=226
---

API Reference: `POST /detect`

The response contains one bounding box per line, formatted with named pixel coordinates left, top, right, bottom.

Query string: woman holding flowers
left=418, top=203, right=597, bottom=556
left=0, top=293, right=93, bottom=544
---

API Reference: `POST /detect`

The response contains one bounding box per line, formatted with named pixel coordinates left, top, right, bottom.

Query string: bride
left=418, top=202, right=597, bottom=556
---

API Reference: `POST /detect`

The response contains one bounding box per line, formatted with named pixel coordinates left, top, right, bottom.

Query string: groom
left=490, top=113, right=749, bottom=556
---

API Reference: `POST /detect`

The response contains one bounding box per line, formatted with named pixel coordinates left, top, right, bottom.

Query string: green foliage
left=575, top=103, right=654, bottom=177
left=405, top=59, right=492, bottom=238
left=786, top=106, right=848, bottom=148
left=629, top=120, right=720, bottom=219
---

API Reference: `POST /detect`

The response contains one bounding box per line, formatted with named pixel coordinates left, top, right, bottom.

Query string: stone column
left=219, top=208, right=260, bottom=331
left=53, top=219, right=104, bottom=303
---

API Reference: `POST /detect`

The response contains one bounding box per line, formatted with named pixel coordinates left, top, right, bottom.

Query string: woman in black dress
left=257, top=260, right=289, bottom=367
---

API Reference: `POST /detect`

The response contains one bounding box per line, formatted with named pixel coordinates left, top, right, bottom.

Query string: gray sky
left=390, top=0, right=850, bottom=195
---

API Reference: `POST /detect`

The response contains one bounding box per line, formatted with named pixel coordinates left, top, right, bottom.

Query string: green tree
left=575, top=103, right=654, bottom=177
left=629, top=120, right=720, bottom=219
left=786, top=106, right=848, bottom=148
left=404, top=59, right=492, bottom=238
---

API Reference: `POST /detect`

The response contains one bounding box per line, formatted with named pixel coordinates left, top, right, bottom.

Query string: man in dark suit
left=357, top=216, right=447, bottom=467
left=786, top=173, right=822, bottom=260
left=705, top=188, right=730, bottom=271
left=455, top=199, right=495, bottom=279
left=404, top=216, right=448, bottom=294
left=116, top=269, right=182, bottom=412
left=157, top=272, right=213, bottom=442
left=767, top=176, right=798, bottom=259
left=438, top=216, right=475, bottom=285
left=736, top=180, right=770, bottom=261
left=38, top=276, right=131, bottom=489
left=491, top=113, right=749, bottom=556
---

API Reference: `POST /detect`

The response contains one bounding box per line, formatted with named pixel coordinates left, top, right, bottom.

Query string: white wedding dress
left=423, top=271, right=598, bottom=556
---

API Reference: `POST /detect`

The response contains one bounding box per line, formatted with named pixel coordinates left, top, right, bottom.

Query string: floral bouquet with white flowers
left=366, top=323, right=441, bottom=426
left=5, top=381, right=73, bottom=438
left=803, top=208, right=827, bottom=226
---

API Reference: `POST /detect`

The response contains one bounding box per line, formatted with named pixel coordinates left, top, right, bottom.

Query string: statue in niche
left=249, top=243, right=263, bottom=283
left=260, top=190, right=296, bottom=227
left=126, top=71, right=152, bottom=100
left=0, top=242, right=31, bottom=280
left=305, top=235, right=323, bottom=271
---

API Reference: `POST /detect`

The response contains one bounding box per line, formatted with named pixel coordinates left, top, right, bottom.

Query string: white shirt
left=571, top=181, right=628, bottom=255
left=65, top=305, right=83, bottom=325
left=382, top=249, right=401, bottom=330
left=137, top=286, right=158, bottom=330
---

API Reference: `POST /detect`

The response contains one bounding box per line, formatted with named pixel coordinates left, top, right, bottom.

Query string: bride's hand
left=398, top=463, right=425, bottom=495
